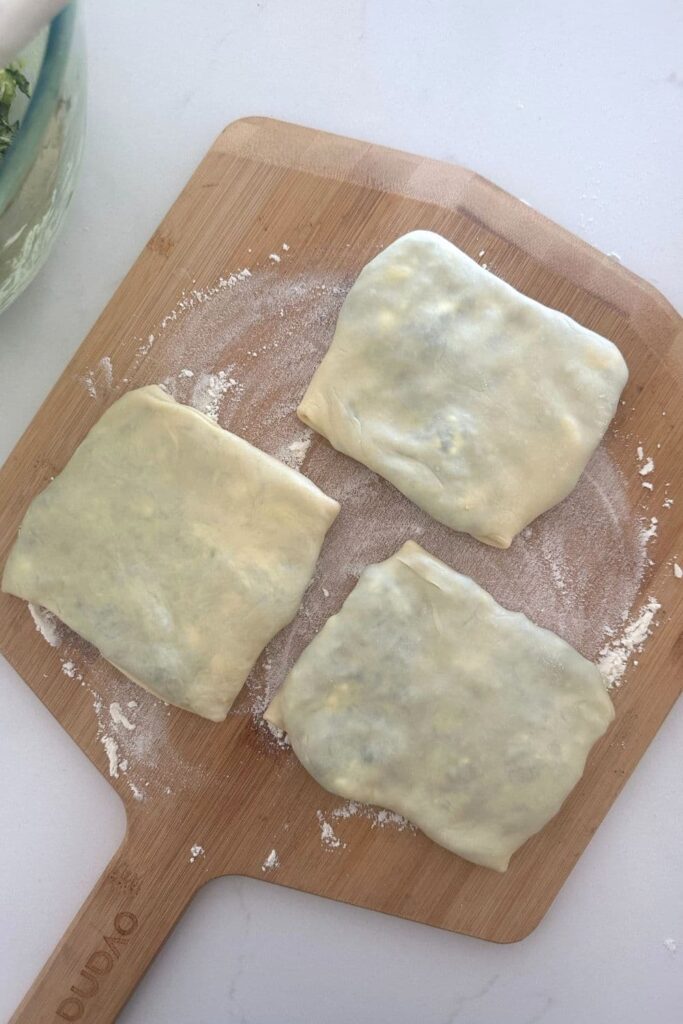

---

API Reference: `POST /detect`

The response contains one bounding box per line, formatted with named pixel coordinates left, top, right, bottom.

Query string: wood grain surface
left=1, top=117, right=681, bottom=1023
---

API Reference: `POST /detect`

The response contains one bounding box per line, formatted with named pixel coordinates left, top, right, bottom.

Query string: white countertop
left=1, top=2, right=682, bottom=1021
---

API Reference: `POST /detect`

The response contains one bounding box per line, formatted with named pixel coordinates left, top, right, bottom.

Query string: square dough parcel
left=2, top=385, right=339, bottom=721
left=266, top=541, right=614, bottom=871
left=297, top=230, right=628, bottom=548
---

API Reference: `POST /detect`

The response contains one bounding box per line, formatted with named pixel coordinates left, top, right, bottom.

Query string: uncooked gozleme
left=2, top=385, right=339, bottom=721
left=266, top=541, right=614, bottom=871
left=298, top=230, right=628, bottom=548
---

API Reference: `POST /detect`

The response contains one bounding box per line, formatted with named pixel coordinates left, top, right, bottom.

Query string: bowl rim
left=0, top=3, right=77, bottom=211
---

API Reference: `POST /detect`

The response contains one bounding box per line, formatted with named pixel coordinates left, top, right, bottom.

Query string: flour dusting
left=277, top=431, right=312, bottom=471
left=100, top=734, right=123, bottom=778
left=82, top=356, right=114, bottom=399
left=330, top=800, right=414, bottom=832
left=190, top=369, right=239, bottom=422
left=261, top=848, right=280, bottom=871
left=189, top=844, right=205, bottom=864
left=110, top=701, right=136, bottom=731
left=598, top=597, right=662, bottom=688
left=317, top=810, right=345, bottom=849
left=28, top=603, right=62, bottom=647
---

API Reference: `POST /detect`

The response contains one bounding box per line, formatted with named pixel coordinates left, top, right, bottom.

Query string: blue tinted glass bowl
left=0, top=3, right=85, bottom=315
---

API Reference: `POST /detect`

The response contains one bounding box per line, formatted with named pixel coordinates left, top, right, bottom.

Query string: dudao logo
left=55, top=911, right=138, bottom=1020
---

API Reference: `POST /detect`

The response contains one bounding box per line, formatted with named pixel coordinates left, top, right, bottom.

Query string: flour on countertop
left=137, top=335, right=155, bottom=358
left=330, top=800, right=414, bottom=832
left=277, top=432, right=312, bottom=471
left=82, top=356, right=114, bottom=400
left=674, top=563, right=683, bottom=579
left=189, top=369, right=239, bottom=422
left=158, top=268, right=252, bottom=332
left=28, top=603, right=62, bottom=647
left=598, top=597, right=662, bottom=688
left=639, top=457, right=654, bottom=476
left=641, top=517, right=658, bottom=544
left=316, top=810, right=345, bottom=849
left=261, top=848, right=280, bottom=871
left=47, top=623, right=205, bottom=803
left=189, top=844, right=205, bottom=863
left=268, top=253, right=281, bottom=263
left=110, top=701, right=136, bottom=731
left=265, top=719, right=290, bottom=748
left=100, top=734, right=124, bottom=778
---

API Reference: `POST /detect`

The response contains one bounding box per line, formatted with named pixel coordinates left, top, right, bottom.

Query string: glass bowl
left=0, top=3, right=85, bottom=316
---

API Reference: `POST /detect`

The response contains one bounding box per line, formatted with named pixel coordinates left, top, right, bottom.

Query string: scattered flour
left=316, top=810, right=345, bottom=849
left=189, top=844, right=205, bottom=864
left=28, top=603, right=62, bottom=647
left=598, top=597, right=662, bottom=688
left=282, top=243, right=290, bottom=251
left=137, top=334, right=155, bottom=358
left=311, top=801, right=415, bottom=854
left=330, top=800, right=413, bottom=832
left=277, top=432, right=312, bottom=471
left=639, top=457, right=654, bottom=476
left=641, top=517, right=658, bottom=544
left=268, top=253, right=281, bottom=263
left=265, top=719, right=290, bottom=748
left=82, top=356, right=114, bottom=399
left=100, top=734, right=124, bottom=778
left=261, top=848, right=280, bottom=872
left=190, top=369, right=239, bottom=422
left=109, top=701, right=136, bottom=731
left=60, top=660, right=77, bottom=678
left=674, top=563, right=682, bottom=579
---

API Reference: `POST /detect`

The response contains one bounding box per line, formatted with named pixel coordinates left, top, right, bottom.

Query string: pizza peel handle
left=10, top=817, right=205, bottom=1023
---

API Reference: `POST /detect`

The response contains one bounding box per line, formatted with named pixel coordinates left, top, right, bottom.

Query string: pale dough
left=298, top=230, right=628, bottom=548
left=266, top=541, right=614, bottom=871
left=2, top=385, right=339, bottom=721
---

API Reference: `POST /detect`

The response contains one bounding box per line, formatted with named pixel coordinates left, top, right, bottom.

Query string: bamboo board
left=1, top=118, right=682, bottom=1023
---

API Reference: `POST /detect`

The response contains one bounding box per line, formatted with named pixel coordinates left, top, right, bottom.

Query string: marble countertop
left=1, top=2, right=681, bottom=1021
